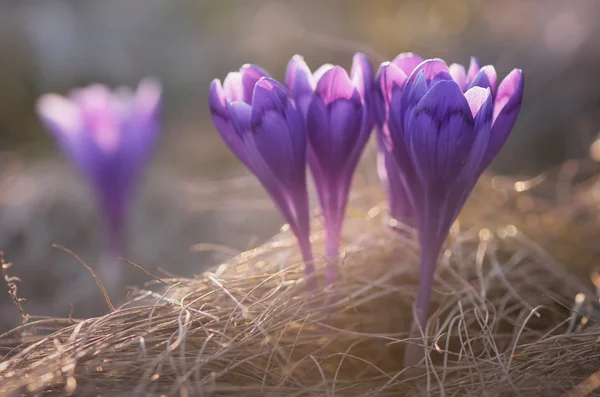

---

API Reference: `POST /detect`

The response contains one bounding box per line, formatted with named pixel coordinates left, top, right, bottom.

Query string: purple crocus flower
left=377, top=58, right=524, bottom=366
left=286, top=53, right=374, bottom=285
left=36, top=78, right=161, bottom=271
left=209, top=69, right=315, bottom=287
left=374, top=53, right=424, bottom=227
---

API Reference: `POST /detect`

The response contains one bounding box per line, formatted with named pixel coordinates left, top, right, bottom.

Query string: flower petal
left=405, top=80, right=475, bottom=186
left=209, top=79, right=251, bottom=168
left=313, top=63, right=335, bottom=82
left=377, top=132, right=413, bottom=223
left=464, top=86, right=492, bottom=118
left=468, top=65, right=498, bottom=94
left=351, top=52, right=374, bottom=101
left=408, top=59, right=451, bottom=87
left=223, top=64, right=269, bottom=105
left=227, top=100, right=253, bottom=141
left=486, top=69, right=524, bottom=166
left=119, top=78, right=162, bottom=185
left=392, top=53, right=425, bottom=75
left=307, top=66, right=363, bottom=172
left=222, top=72, right=244, bottom=102
left=465, top=56, right=481, bottom=85
left=375, top=62, right=408, bottom=147
left=37, top=93, right=83, bottom=139
left=250, top=77, right=306, bottom=187
left=285, top=55, right=314, bottom=116
left=400, top=59, right=452, bottom=124
left=445, top=86, right=494, bottom=224
left=134, top=77, right=162, bottom=118
left=449, top=63, right=467, bottom=90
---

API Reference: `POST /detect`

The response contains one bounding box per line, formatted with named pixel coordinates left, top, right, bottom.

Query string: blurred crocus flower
left=374, top=53, right=424, bottom=227
left=209, top=68, right=315, bottom=286
left=286, top=53, right=374, bottom=285
left=376, top=58, right=524, bottom=366
left=37, top=78, right=161, bottom=269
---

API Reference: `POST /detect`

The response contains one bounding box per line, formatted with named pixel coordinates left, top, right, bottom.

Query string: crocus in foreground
left=209, top=67, right=315, bottom=287
left=374, top=53, right=425, bottom=227
left=286, top=53, right=374, bottom=285
left=36, top=78, right=162, bottom=279
left=377, top=58, right=524, bottom=366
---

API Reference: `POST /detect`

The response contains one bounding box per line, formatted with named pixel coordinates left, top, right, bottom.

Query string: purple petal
left=351, top=52, right=374, bottom=101
left=133, top=78, right=161, bottom=119
left=375, top=62, right=408, bottom=148
left=405, top=80, right=475, bottom=186
left=227, top=100, right=253, bottom=139
left=394, top=70, right=430, bottom=140
left=313, top=63, right=335, bottom=82
left=485, top=69, right=524, bottom=166
left=285, top=55, right=314, bottom=117
left=493, top=68, right=524, bottom=121
left=313, top=66, right=356, bottom=104
left=222, top=72, right=244, bottom=102
left=250, top=77, right=306, bottom=187
left=408, top=59, right=451, bottom=87
left=37, top=93, right=83, bottom=139
left=222, top=64, right=269, bottom=105
left=37, top=93, right=96, bottom=178
left=69, top=84, right=122, bottom=152
left=463, top=86, right=495, bottom=177
left=397, top=59, right=453, bottom=151
left=375, top=63, right=408, bottom=113
left=464, top=86, right=492, bottom=118
left=449, top=63, right=467, bottom=90
left=239, top=64, right=270, bottom=104
left=400, top=59, right=452, bottom=120
left=465, top=57, right=481, bottom=85
left=377, top=131, right=413, bottom=223
left=129, top=77, right=162, bottom=159
left=308, top=67, right=363, bottom=167
left=391, top=53, right=425, bottom=76
left=244, top=78, right=311, bottom=252
left=468, top=65, right=498, bottom=94
left=209, top=79, right=251, bottom=168
left=445, top=86, right=494, bottom=224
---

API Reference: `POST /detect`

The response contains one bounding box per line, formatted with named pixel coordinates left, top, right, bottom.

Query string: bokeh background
left=1, top=0, right=599, bottom=331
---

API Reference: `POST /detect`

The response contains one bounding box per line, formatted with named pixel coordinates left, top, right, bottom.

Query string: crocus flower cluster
left=375, top=54, right=524, bottom=366
left=210, top=55, right=374, bottom=287
left=33, top=49, right=523, bottom=370
left=37, top=78, right=162, bottom=279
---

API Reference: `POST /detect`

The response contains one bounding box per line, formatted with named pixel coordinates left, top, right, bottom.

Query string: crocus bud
left=210, top=72, right=315, bottom=287
left=374, top=53, right=425, bottom=227
left=209, top=64, right=270, bottom=172
left=379, top=58, right=524, bottom=366
left=286, top=53, right=375, bottom=285
left=36, top=78, right=161, bottom=273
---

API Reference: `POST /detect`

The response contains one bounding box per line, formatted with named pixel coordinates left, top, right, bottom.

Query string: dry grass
left=2, top=164, right=600, bottom=397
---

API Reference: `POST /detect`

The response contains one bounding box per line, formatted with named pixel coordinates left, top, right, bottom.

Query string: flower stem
left=404, top=235, right=441, bottom=368
left=297, top=234, right=316, bottom=290
left=324, top=220, right=340, bottom=286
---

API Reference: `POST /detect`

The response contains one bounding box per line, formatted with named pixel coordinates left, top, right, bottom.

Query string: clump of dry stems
left=2, top=163, right=600, bottom=397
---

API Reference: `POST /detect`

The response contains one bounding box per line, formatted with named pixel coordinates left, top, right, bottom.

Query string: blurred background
left=1, top=0, right=600, bottom=331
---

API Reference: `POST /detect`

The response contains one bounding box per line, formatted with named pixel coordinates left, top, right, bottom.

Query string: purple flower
left=210, top=70, right=315, bottom=286
left=36, top=78, right=162, bottom=258
left=377, top=58, right=524, bottom=366
left=208, top=64, right=270, bottom=172
left=286, top=53, right=374, bottom=285
left=374, top=53, right=424, bottom=227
